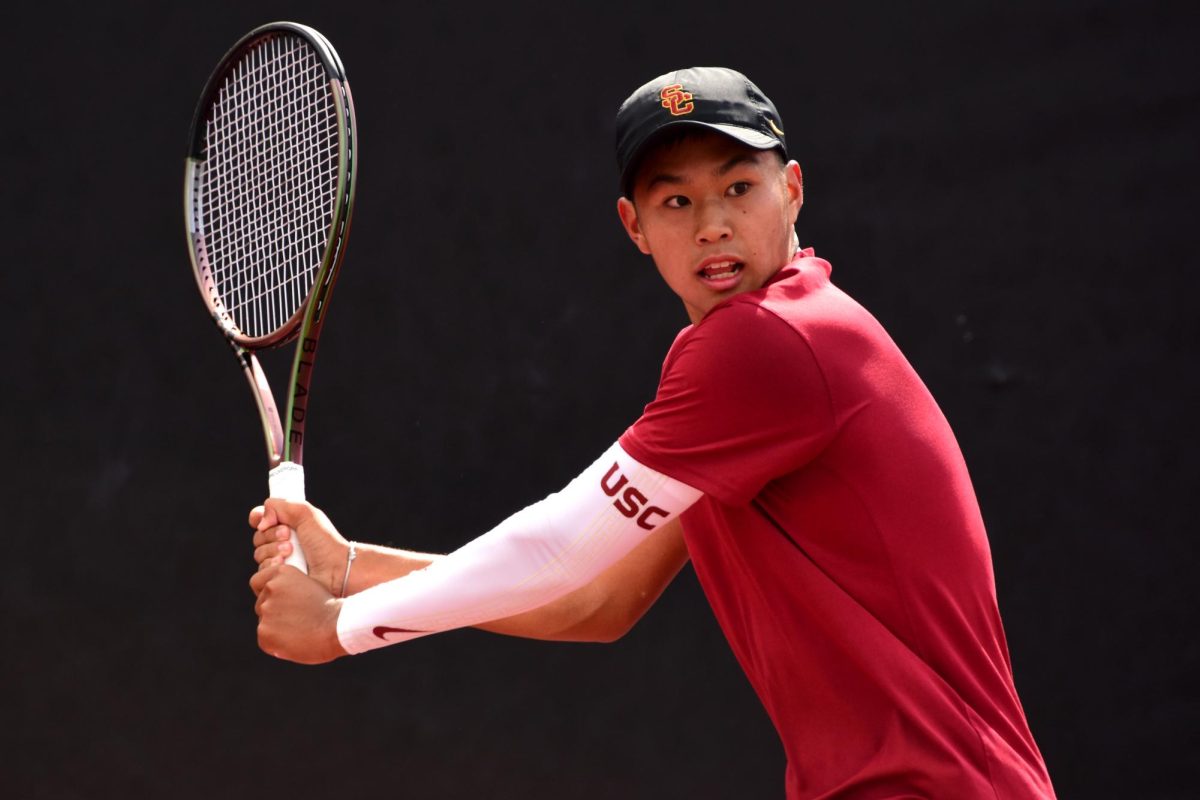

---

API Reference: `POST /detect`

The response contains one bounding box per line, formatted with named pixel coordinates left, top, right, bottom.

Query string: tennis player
left=249, top=67, right=1056, bottom=798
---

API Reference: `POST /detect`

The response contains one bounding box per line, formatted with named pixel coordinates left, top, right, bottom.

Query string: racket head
left=184, top=21, right=357, bottom=351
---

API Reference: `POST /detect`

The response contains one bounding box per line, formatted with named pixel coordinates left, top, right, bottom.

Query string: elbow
left=556, top=621, right=629, bottom=644
left=574, top=621, right=630, bottom=644
left=558, top=594, right=641, bottom=644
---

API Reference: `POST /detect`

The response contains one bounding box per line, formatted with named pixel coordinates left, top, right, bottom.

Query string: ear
left=616, top=196, right=653, bottom=255
left=784, top=160, right=803, bottom=223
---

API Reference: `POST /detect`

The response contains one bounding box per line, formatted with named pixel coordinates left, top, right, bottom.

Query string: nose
left=695, top=199, right=733, bottom=245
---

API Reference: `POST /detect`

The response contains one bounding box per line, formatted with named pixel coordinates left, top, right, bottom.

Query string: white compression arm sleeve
left=336, top=442, right=702, bottom=654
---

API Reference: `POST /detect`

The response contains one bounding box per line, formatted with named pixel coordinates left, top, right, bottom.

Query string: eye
left=727, top=181, right=751, bottom=197
left=665, top=195, right=691, bottom=209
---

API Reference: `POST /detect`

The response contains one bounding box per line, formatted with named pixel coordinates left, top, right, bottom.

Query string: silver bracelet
left=340, top=542, right=358, bottom=597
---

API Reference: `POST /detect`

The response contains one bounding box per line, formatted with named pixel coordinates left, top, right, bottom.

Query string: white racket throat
left=268, top=461, right=309, bottom=574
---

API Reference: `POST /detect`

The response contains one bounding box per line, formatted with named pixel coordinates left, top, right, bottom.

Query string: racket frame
left=184, top=21, right=358, bottom=475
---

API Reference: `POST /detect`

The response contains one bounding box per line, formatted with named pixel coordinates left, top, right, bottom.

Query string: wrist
left=325, top=596, right=349, bottom=660
left=339, top=541, right=358, bottom=597
left=345, top=544, right=440, bottom=595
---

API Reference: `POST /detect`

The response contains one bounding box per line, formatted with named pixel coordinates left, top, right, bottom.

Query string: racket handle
left=267, top=462, right=310, bottom=574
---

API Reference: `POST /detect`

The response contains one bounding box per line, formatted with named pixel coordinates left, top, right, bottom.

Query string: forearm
left=343, top=532, right=686, bottom=643
left=335, top=444, right=701, bottom=653
left=478, top=518, right=689, bottom=642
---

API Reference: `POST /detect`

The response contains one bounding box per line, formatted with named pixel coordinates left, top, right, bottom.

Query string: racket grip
left=267, top=462, right=310, bottom=574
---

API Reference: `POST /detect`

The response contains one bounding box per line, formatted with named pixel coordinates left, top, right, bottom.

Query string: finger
left=249, top=564, right=277, bottom=597
left=248, top=505, right=265, bottom=529
left=255, top=584, right=270, bottom=615
left=253, top=542, right=281, bottom=565
left=252, top=524, right=291, bottom=550
left=256, top=556, right=281, bottom=575
left=257, top=505, right=278, bottom=531
left=265, top=538, right=293, bottom=560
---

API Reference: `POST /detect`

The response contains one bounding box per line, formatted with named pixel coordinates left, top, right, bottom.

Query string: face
left=617, top=132, right=803, bottom=324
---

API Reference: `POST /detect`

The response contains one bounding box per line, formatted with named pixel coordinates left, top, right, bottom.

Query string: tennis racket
left=184, top=22, right=358, bottom=574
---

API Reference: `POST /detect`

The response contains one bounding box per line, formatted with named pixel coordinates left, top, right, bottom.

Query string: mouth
left=698, top=259, right=744, bottom=286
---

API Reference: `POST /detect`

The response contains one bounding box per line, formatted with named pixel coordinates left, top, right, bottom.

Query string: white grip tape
left=267, top=461, right=309, bottom=574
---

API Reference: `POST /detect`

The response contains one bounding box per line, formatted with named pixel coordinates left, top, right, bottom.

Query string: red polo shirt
left=620, top=250, right=1054, bottom=798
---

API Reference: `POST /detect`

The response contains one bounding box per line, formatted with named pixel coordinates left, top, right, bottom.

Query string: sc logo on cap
left=659, top=84, right=694, bottom=116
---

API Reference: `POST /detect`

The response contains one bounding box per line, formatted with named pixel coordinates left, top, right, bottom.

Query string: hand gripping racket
left=184, top=22, right=357, bottom=573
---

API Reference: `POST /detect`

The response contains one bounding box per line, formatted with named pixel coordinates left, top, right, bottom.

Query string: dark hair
left=624, top=129, right=787, bottom=200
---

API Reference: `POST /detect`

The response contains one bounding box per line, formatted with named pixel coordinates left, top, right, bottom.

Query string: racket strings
left=199, top=33, right=340, bottom=339
left=216, top=38, right=332, bottom=317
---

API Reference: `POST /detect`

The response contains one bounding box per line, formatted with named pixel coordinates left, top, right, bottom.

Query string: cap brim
left=620, top=121, right=784, bottom=196
left=702, top=122, right=780, bottom=150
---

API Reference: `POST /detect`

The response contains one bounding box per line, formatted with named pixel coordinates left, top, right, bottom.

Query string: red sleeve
left=619, top=300, right=835, bottom=506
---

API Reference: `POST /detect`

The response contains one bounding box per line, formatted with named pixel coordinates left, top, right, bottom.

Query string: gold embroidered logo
left=768, top=118, right=785, bottom=136
left=660, top=84, right=695, bottom=116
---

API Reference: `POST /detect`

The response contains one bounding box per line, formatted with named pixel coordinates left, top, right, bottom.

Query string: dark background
left=4, top=1, right=1196, bottom=797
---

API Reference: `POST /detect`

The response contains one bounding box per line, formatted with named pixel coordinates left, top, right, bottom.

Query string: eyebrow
left=643, top=152, right=762, bottom=192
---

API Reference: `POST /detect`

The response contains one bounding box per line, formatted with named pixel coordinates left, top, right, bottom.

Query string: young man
left=249, top=67, right=1056, bottom=798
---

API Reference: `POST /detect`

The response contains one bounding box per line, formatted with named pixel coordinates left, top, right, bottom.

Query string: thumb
left=262, top=497, right=314, bottom=531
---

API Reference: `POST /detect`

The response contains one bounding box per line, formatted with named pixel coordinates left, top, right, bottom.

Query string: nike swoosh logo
left=373, top=625, right=422, bottom=640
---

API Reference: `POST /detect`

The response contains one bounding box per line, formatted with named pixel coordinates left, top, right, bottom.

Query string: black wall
left=5, top=1, right=1196, bottom=797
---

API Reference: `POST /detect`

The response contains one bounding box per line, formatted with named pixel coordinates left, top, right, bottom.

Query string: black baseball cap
left=615, top=66, right=787, bottom=197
